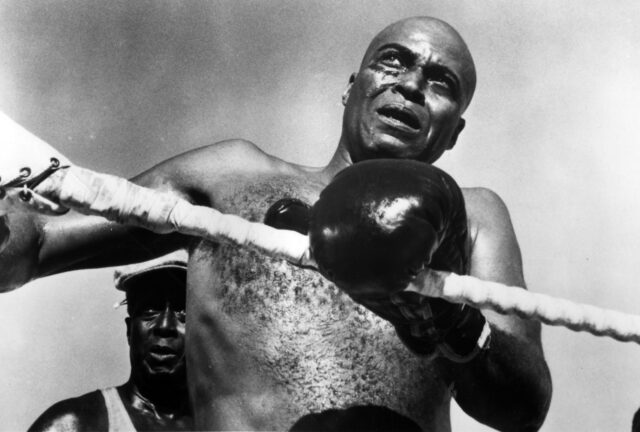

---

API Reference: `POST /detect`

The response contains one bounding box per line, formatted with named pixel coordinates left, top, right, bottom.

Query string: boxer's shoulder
left=461, top=186, right=524, bottom=284
left=140, top=139, right=311, bottom=207
left=170, top=139, right=302, bottom=175
left=153, top=139, right=271, bottom=178
left=461, top=187, right=514, bottom=248
left=461, top=187, right=512, bottom=228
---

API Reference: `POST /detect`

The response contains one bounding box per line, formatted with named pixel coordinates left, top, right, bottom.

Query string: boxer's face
left=342, top=18, right=476, bottom=163
left=126, top=272, right=186, bottom=383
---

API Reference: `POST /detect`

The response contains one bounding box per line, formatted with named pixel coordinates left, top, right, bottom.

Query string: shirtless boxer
left=28, top=253, right=193, bottom=431
left=0, top=17, right=552, bottom=431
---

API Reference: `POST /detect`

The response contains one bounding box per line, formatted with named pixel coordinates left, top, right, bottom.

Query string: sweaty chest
left=193, top=178, right=389, bottom=349
left=199, top=177, right=382, bottom=335
left=187, top=177, right=450, bottom=426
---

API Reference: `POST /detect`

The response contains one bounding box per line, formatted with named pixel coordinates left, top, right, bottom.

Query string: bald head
left=339, top=16, right=476, bottom=163
left=360, top=17, right=476, bottom=111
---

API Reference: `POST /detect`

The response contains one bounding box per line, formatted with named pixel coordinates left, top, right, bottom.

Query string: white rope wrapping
left=167, top=201, right=312, bottom=265
left=51, top=166, right=640, bottom=344
left=55, top=166, right=312, bottom=266
left=440, top=273, right=640, bottom=344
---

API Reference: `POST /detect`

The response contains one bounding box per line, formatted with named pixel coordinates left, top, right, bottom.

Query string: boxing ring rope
left=3, top=111, right=640, bottom=345
left=38, top=165, right=640, bottom=345
left=405, top=271, right=640, bottom=344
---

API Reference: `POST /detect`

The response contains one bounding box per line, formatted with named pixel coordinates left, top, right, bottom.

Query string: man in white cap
left=28, top=251, right=193, bottom=432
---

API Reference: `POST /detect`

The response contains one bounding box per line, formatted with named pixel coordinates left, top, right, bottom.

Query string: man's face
left=126, top=271, right=186, bottom=383
left=342, top=18, right=476, bottom=163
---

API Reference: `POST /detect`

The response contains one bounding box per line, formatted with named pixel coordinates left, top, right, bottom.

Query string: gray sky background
left=2, top=1, right=640, bottom=430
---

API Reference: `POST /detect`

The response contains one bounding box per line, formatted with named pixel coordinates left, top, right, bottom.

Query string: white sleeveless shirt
left=100, top=387, right=136, bottom=432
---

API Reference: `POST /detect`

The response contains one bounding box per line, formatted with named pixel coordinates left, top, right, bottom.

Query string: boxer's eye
left=141, top=309, right=160, bottom=319
left=382, top=54, right=402, bottom=67
left=378, top=50, right=406, bottom=70
left=432, top=77, right=453, bottom=92
left=426, top=69, right=458, bottom=99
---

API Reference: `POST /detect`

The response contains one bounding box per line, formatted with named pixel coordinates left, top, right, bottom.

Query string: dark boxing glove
left=264, top=198, right=311, bottom=236
left=309, top=159, right=490, bottom=362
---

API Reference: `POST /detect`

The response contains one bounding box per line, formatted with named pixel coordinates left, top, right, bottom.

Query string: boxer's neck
left=121, top=377, right=190, bottom=416
left=323, top=142, right=353, bottom=179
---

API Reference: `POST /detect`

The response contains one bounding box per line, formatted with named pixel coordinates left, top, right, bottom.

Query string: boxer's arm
left=0, top=139, right=269, bottom=291
left=0, top=170, right=187, bottom=293
left=36, top=165, right=192, bottom=277
left=38, top=139, right=279, bottom=274
left=447, top=188, right=552, bottom=431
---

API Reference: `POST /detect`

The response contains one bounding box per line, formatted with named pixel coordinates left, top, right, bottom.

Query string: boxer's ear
left=342, top=73, right=356, bottom=106
left=448, top=118, right=466, bottom=150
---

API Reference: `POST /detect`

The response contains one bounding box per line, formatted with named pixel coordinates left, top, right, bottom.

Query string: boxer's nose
left=393, top=68, right=426, bottom=106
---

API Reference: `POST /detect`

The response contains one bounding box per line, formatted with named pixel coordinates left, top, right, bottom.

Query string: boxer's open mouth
left=150, top=345, right=178, bottom=357
left=377, top=106, right=421, bottom=131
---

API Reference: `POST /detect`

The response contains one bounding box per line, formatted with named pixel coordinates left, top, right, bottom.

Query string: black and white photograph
left=1, top=1, right=640, bottom=431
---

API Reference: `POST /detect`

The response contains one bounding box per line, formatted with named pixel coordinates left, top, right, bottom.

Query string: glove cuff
left=358, top=294, right=491, bottom=362
left=390, top=297, right=491, bottom=363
